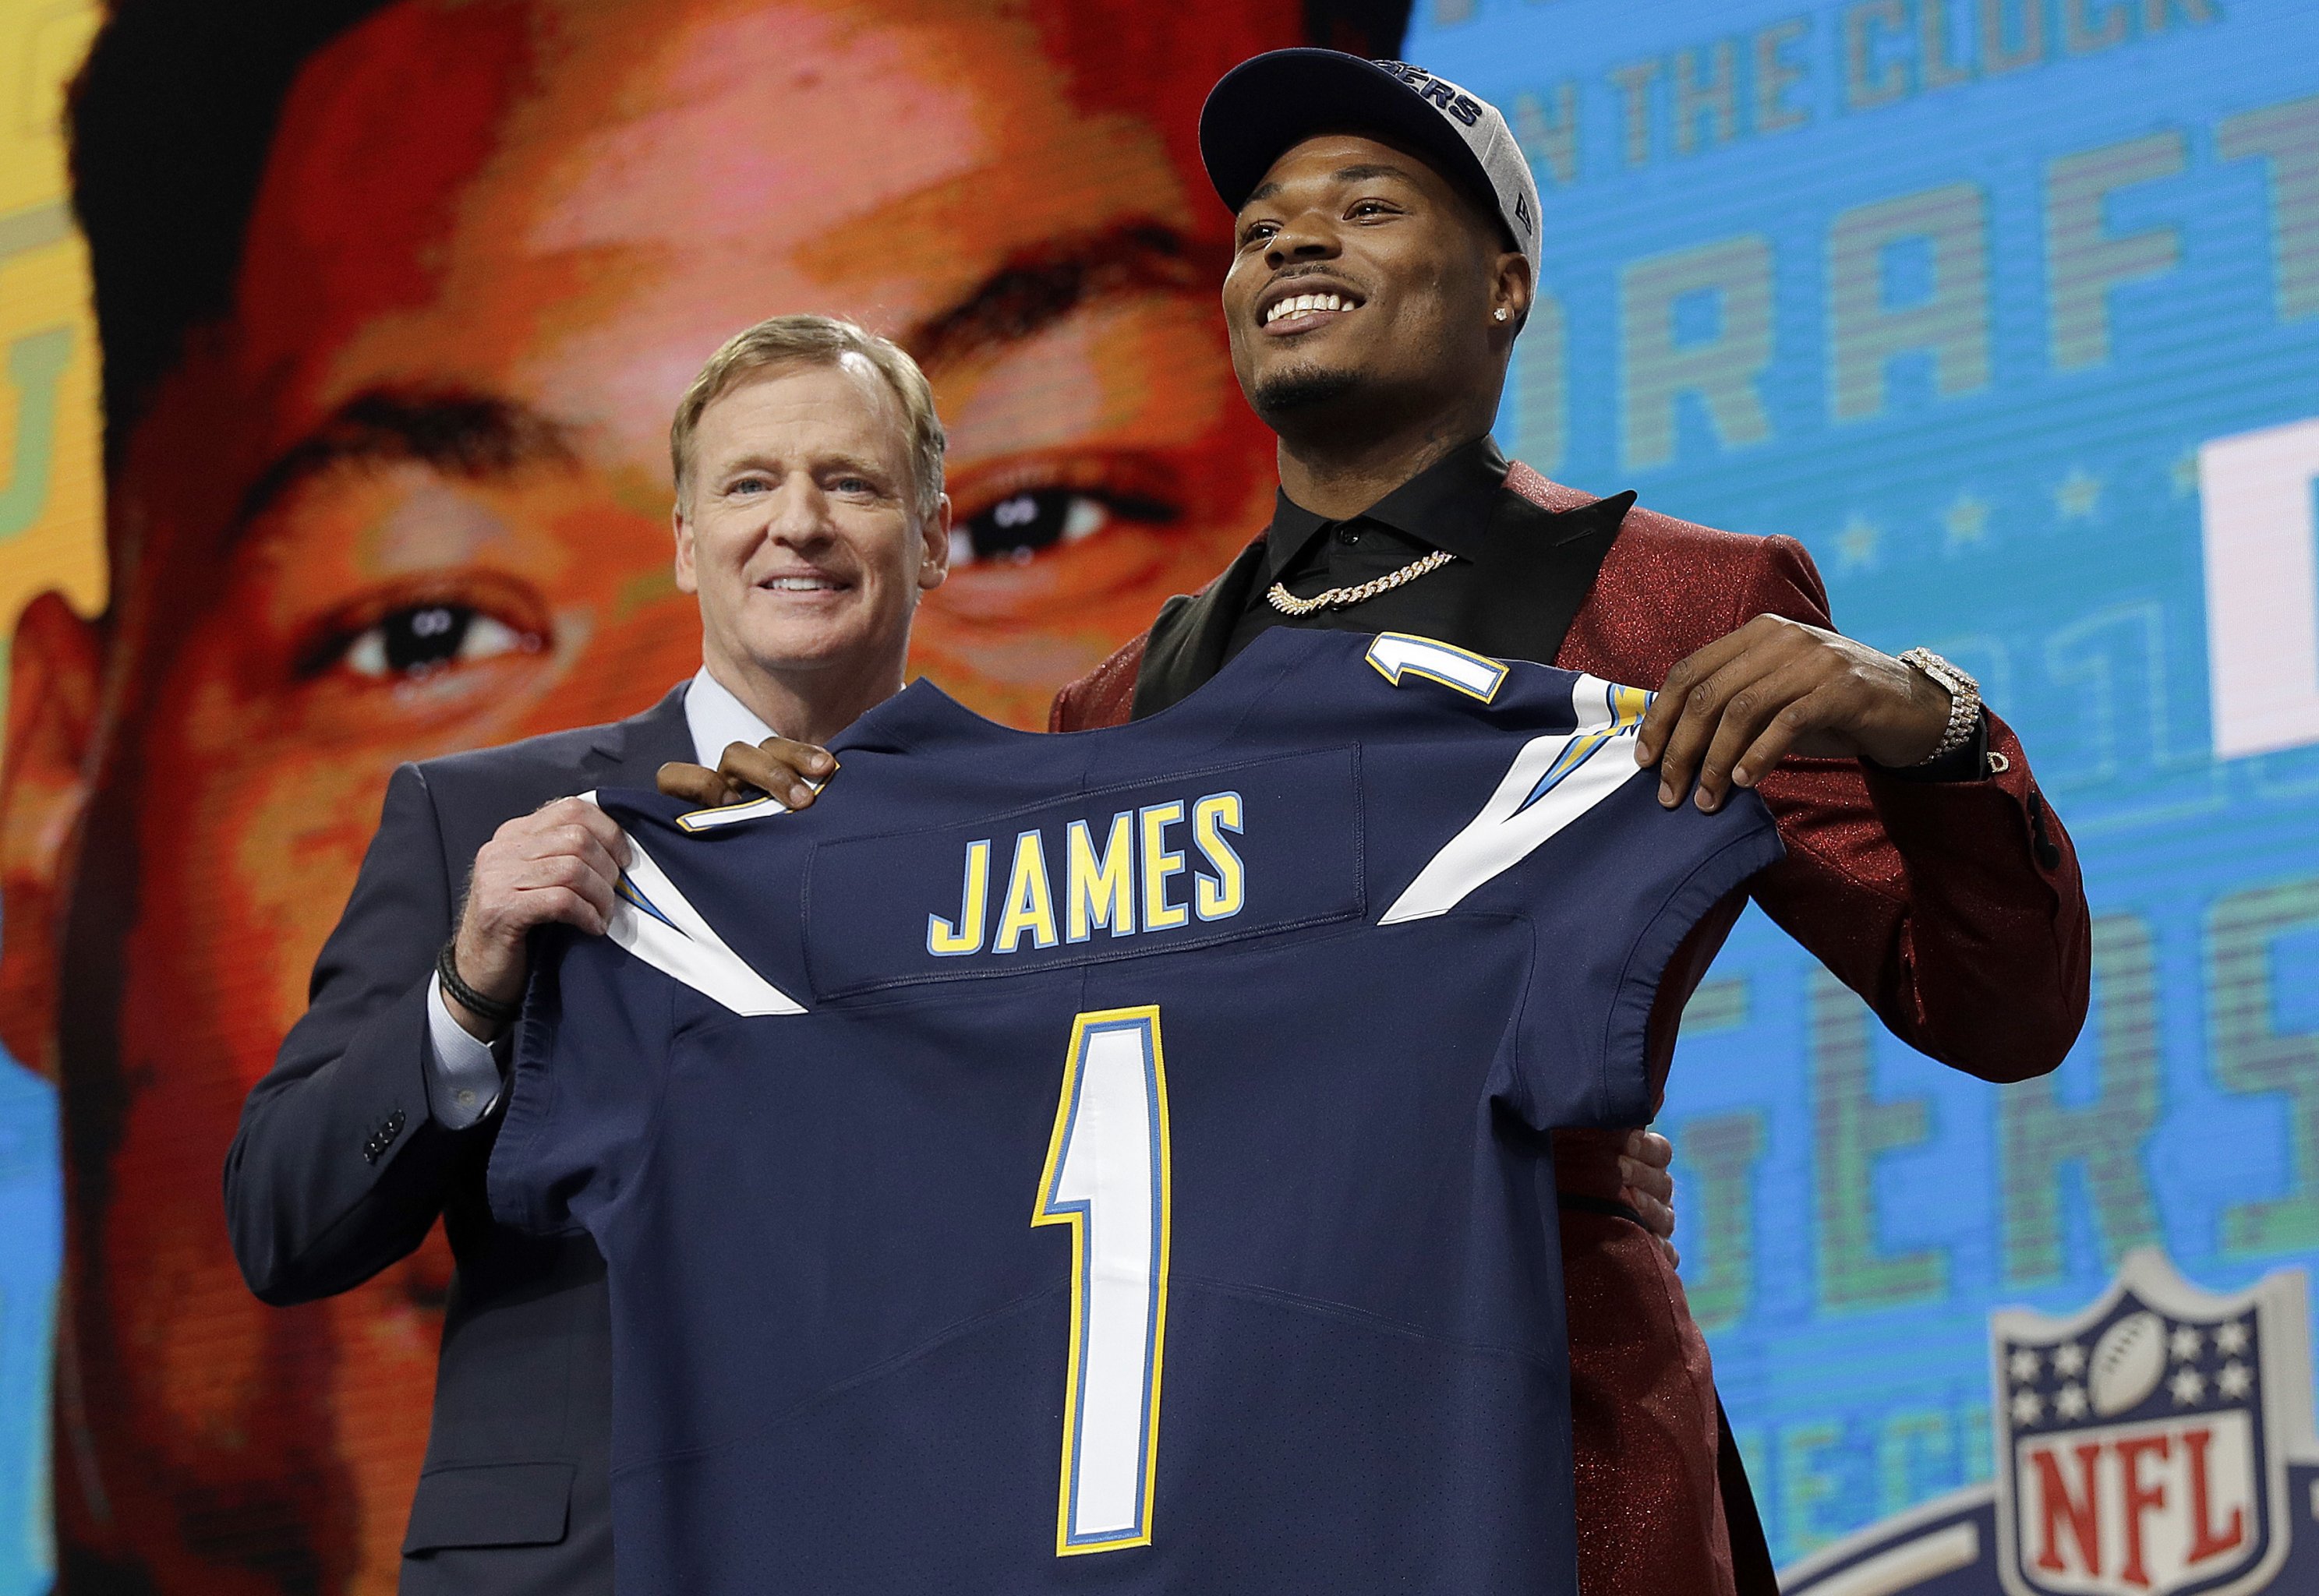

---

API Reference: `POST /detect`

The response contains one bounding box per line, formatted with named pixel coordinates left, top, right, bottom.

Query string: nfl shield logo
left=1992, top=1249, right=2310, bottom=1596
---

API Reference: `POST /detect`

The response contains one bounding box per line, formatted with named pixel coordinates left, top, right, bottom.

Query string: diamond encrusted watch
left=1896, top=648, right=1982, bottom=764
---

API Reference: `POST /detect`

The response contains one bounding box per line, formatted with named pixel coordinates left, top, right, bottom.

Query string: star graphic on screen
left=2054, top=468, right=2102, bottom=520
left=1943, top=493, right=1989, bottom=550
left=2052, top=1341, right=2086, bottom=1379
left=2216, top=1319, right=2250, bottom=1357
left=2010, top=1347, right=2042, bottom=1383
left=2170, top=1366, right=2206, bottom=1405
left=2170, top=1325, right=2203, bottom=1363
left=2056, top=1382, right=2089, bottom=1419
left=1835, top=516, right=1880, bottom=570
left=2219, top=1361, right=2253, bottom=1400
left=2171, top=451, right=2201, bottom=499
left=2013, top=1386, right=2044, bottom=1425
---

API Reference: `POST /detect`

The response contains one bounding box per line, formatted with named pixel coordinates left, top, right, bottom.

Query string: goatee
left=1250, top=363, right=1361, bottom=422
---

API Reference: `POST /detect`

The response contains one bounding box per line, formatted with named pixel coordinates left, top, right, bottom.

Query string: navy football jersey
left=490, top=627, right=1783, bottom=1595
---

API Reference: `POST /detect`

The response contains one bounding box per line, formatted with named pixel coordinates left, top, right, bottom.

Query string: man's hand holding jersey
left=658, top=737, right=836, bottom=813
left=444, top=796, right=632, bottom=1040
left=1636, top=614, right=1955, bottom=814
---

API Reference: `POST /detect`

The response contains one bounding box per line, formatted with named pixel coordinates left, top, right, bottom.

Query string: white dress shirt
left=424, top=667, right=778, bottom=1128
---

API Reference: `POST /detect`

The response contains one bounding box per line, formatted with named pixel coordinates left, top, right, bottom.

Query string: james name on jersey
left=926, top=793, right=1247, bottom=958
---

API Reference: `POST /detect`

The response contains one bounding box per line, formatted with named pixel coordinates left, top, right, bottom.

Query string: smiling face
left=5, top=0, right=1306, bottom=1584
left=1221, top=131, right=1527, bottom=445
left=676, top=358, right=949, bottom=740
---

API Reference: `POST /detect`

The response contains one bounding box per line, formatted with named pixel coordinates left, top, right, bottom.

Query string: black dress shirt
left=1223, top=436, right=1561, bottom=665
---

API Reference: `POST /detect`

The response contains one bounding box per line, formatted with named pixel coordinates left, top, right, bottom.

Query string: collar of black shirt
left=1260, top=434, right=1511, bottom=582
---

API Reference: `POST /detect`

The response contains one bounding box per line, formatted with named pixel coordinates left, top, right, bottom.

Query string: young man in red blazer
left=1046, top=51, right=2092, bottom=1596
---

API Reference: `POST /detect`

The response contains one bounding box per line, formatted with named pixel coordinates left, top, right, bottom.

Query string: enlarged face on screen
left=0, top=0, right=1296, bottom=1585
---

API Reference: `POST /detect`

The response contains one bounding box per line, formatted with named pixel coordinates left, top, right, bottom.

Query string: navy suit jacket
left=224, top=687, right=693, bottom=1595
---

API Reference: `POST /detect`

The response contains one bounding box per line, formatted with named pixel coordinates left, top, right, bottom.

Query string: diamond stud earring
left=1494, top=307, right=1510, bottom=322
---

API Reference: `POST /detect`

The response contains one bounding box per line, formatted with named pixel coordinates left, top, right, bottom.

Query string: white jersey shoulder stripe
left=580, top=793, right=805, bottom=1016
left=1379, top=676, right=1654, bottom=925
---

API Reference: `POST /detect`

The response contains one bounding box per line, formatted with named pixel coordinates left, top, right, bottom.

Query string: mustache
left=1265, top=265, right=1367, bottom=293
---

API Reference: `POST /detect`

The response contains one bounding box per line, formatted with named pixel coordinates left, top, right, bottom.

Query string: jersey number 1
left=1033, top=1005, right=1172, bottom=1555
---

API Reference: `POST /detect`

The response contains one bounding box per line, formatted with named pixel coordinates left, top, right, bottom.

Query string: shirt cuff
left=1867, top=713, right=1991, bottom=784
left=426, top=969, right=508, bottom=1130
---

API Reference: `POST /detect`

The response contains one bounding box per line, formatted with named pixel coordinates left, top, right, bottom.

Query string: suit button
left=2027, top=790, right=2062, bottom=870
left=363, top=1110, right=408, bottom=1163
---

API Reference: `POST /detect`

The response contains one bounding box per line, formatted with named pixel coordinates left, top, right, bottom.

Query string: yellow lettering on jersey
left=1191, top=793, right=1245, bottom=921
left=1066, top=813, right=1137, bottom=942
left=1139, top=803, right=1189, bottom=931
left=994, top=829, right=1061, bottom=953
left=930, top=791, right=1246, bottom=962
left=927, top=838, right=992, bottom=956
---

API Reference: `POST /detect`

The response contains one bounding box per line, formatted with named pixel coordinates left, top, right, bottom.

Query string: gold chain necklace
left=1265, top=548, right=1456, bottom=617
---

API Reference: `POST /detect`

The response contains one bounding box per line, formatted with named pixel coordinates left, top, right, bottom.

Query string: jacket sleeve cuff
left=1865, top=714, right=1991, bottom=784
left=1858, top=712, right=2074, bottom=899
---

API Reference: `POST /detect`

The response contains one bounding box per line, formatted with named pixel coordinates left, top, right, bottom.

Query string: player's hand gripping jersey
left=489, top=628, right=1783, bottom=1595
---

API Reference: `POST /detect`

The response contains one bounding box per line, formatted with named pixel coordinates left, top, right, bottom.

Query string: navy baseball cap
left=1198, top=49, right=1543, bottom=277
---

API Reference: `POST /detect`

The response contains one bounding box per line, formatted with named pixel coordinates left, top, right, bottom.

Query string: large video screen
left=0, top=0, right=2310, bottom=1591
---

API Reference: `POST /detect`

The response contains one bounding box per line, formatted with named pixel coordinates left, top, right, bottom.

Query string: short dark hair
left=68, top=0, right=394, bottom=464
left=67, top=0, right=1410, bottom=466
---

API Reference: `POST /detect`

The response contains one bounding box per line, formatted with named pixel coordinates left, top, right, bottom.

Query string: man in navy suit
left=224, top=316, right=953, bottom=1591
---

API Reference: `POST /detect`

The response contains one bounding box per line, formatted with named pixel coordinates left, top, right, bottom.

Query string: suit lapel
left=1129, top=535, right=1271, bottom=720
left=1462, top=489, right=1635, bottom=667
left=583, top=684, right=696, bottom=789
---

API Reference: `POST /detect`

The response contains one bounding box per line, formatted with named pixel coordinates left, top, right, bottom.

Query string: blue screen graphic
left=1405, top=0, right=2319, bottom=1569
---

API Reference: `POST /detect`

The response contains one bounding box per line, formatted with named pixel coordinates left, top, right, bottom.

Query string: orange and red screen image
left=0, top=1, right=1399, bottom=1587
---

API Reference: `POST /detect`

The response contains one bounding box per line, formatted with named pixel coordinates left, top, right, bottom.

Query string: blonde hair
left=670, top=314, right=945, bottom=519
